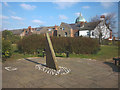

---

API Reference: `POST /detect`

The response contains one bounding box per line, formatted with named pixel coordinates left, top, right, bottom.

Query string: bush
left=2, top=30, right=21, bottom=44
left=17, top=34, right=100, bottom=55
left=2, top=39, right=13, bottom=61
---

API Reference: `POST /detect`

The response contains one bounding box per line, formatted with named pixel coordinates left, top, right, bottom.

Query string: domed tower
left=75, top=13, right=86, bottom=23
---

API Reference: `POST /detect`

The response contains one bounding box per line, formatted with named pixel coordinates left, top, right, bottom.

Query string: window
left=87, top=32, right=90, bottom=36
left=65, top=32, right=67, bottom=37
left=62, top=27, right=65, bottom=30
left=48, top=28, right=51, bottom=31
left=26, top=31, right=28, bottom=34
left=37, top=29, right=40, bottom=31
left=59, top=34, right=61, bottom=37
left=92, top=32, right=94, bottom=36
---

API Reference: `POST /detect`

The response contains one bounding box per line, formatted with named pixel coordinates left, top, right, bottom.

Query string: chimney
left=54, top=25, right=57, bottom=30
left=100, top=15, right=105, bottom=21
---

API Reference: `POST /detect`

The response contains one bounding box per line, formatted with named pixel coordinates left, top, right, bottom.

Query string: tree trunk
left=99, top=34, right=102, bottom=45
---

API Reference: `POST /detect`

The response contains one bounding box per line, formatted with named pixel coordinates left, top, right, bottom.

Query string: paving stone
left=2, top=57, right=118, bottom=88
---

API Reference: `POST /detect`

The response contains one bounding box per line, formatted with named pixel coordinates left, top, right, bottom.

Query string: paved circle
left=2, top=57, right=118, bottom=88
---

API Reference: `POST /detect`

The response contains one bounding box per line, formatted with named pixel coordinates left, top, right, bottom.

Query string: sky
left=0, top=2, right=118, bottom=34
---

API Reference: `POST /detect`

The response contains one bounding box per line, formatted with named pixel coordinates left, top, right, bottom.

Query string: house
left=32, top=25, right=59, bottom=36
left=57, top=13, right=112, bottom=40
left=10, top=26, right=37, bottom=37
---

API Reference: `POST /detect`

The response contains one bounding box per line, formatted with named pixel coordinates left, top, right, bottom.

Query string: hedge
left=17, top=34, right=100, bottom=54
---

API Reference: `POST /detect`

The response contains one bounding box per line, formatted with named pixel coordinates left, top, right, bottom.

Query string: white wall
left=79, top=30, right=96, bottom=38
left=93, top=24, right=110, bottom=39
left=79, top=30, right=89, bottom=37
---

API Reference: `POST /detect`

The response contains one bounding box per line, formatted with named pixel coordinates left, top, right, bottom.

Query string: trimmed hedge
left=17, top=34, right=100, bottom=54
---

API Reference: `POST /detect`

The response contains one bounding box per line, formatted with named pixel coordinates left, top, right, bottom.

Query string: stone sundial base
left=35, top=64, right=71, bottom=75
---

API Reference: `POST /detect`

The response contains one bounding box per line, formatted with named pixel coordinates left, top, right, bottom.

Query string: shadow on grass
left=24, top=58, right=46, bottom=67
left=104, top=62, right=120, bottom=72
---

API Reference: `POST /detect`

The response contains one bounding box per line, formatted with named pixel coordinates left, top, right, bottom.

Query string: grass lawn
left=70, top=45, right=118, bottom=61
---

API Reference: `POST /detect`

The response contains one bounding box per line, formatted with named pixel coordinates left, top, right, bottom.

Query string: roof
left=10, top=29, right=23, bottom=35
left=36, top=27, right=44, bottom=31
left=33, top=26, right=54, bottom=34
left=69, top=22, right=100, bottom=31
left=60, top=22, right=71, bottom=29
left=69, top=24, right=79, bottom=30
left=80, top=22, right=99, bottom=30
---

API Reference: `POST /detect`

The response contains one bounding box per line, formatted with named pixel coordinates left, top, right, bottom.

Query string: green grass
left=70, top=45, right=118, bottom=61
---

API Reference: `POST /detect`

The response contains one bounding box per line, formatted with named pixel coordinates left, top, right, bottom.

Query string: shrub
left=17, top=34, right=46, bottom=54
left=2, top=39, right=13, bottom=61
left=17, top=34, right=100, bottom=55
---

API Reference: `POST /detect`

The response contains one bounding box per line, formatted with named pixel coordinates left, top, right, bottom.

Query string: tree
left=2, top=30, right=13, bottom=40
left=90, top=13, right=116, bottom=44
left=2, top=30, right=21, bottom=44
left=91, top=13, right=116, bottom=29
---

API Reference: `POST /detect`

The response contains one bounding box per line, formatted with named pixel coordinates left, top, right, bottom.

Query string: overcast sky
left=1, top=2, right=118, bottom=34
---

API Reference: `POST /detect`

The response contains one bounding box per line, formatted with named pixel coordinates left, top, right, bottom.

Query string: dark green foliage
left=2, top=30, right=21, bottom=44
left=2, top=30, right=13, bottom=40
left=2, top=39, right=12, bottom=61
left=17, top=34, right=100, bottom=55
left=2, top=30, right=21, bottom=61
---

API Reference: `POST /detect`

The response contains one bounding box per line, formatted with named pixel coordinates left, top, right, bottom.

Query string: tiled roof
left=80, top=22, right=99, bottom=30
left=69, top=22, right=100, bottom=31
left=33, top=26, right=54, bottom=34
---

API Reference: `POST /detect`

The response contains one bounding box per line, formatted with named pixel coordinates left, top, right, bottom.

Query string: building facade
left=9, top=13, right=112, bottom=40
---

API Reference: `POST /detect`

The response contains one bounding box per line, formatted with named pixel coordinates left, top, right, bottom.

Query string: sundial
left=35, top=33, right=71, bottom=75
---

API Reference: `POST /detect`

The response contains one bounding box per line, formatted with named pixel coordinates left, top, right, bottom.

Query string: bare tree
left=90, top=12, right=116, bottom=44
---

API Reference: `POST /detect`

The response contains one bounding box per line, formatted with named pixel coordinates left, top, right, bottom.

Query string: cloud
left=32, top=19, right=44, bottom=25
left=0, top=15, right=9, bottom=19
left=82, top=6, right=90, bottom=9
left=59, top=15, right=68, bottom=20
left=3, top=2, right=9, bottom=6
left=75, top=12, right=80, bottom=16
left=2, top=21, right=10, bottom=24
left=75, top=12, right=83, bottom=16
left=101, top=2, right=114, bottom=8
left=11, top=16, right=24, bottom=20
left=102, top=13, right=109, bottom=16
left=9, top=10, right=16, bottom=15
left=20, top=3, right=36, bottom=10
left=53, top=0, right=79, bottom=9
